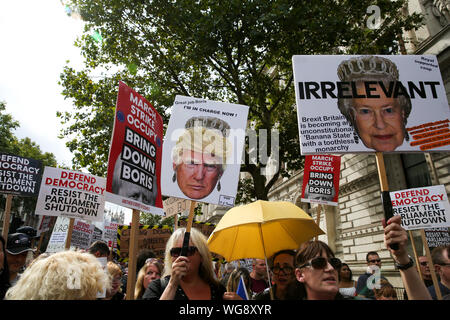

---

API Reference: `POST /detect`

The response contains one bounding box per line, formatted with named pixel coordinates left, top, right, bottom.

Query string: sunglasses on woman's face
left=298, top=256, right=342, bottom=270
left=170, top=246, right=198, bottom=258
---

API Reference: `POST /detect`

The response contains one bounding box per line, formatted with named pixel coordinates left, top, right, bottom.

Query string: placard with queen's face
left=161, top=95, right=249, bottom=207
left=292, top=55, right=450, bottom=154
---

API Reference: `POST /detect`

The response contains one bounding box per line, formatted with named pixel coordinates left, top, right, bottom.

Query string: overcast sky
left=0, top=1, right=133, bottom=224
left=0, top=1, right=85, bottom=166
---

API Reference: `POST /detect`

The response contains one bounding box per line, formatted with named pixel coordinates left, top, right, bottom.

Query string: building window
left=401, top=154, right=432, bottom=188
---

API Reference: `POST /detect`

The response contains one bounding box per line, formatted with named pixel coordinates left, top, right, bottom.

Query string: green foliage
left=139, top=211, right=174, bottom=228
left=0, top=101, right=59, bottom=217
left=59, top=0, right=423, bottom=201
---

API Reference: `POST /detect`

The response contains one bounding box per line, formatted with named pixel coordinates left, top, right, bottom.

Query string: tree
left=139, top=212, right=174, bottom=227
left=0, top=102, right=59, bottom=220
left=0, top=101, right=19, bottom=154
left=59, top=0, right=422, bottom=201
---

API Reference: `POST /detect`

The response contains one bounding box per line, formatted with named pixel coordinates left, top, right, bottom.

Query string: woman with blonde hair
left=135, top=258, right=163, bottom=299
left=225, top=267, right=252, bottom=300
left=104, top=261, right=125, bottom=300
left=142, top=227, right=226, bottom=300
left=5, top=250, right=110, bottom=300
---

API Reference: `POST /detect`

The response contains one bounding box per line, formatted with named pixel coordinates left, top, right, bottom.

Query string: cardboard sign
left=391, top=185, right=450, bottom=230
left=35, top=167, right=106, bottom=222
left=163, top=197, right=197, bottom=217
left=0, top=153, right=43, bottom=196
left=106, top=81, right=164, bottom=215
left=161, top=95, right=249, bottom=206
left=424, top=227, right=450, bottom=250
left=292, top=55, right=450, bottom=154
left=117, top=225, right=172, bottom=262
left=301, top=155, right=341, bottom=206
left=178, top=217, right=216, bottom=239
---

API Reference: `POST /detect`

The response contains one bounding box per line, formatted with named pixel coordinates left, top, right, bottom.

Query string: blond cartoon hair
left=172, top=117, right=232, bottom=171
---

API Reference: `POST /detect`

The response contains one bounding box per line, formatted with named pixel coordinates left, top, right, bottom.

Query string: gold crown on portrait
left=185, top=116, right=231, bottom=137
left=337, top=56, right=399, bottom=81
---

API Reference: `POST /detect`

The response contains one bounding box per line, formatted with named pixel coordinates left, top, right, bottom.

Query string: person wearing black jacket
left=0, top=235, right=11, bottom=299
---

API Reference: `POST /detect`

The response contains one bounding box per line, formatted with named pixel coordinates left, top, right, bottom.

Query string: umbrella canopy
left=207, top=200, right=325, bottom=262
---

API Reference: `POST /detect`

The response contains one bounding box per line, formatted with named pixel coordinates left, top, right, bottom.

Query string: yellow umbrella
left=207, top=200, right=325, bottom=262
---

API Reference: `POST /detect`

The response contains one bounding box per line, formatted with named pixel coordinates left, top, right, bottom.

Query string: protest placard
left=45, top=216, right=70, bottom=253
left=36, top=215, right=54, bottom=236
left=0, top=153, right=43, bottom=196
left=163, top=197, right=198, bottom=217
left=105, top=81, right=164, bottom=215
left=391, top=185, right=450, bottom=230
left=424, top=227, right=450, bottom=250
left=102, top=220, right=119, bottom=248
left=35, top=167, right=106, bottom=222
left=92, top=226, right=103, bottom=242
left=301, top=155, right=341, bottom=206
left=161, top=95, right=249, bottom=207
left=292, top=55, right=450, bottom=154
left=178, top=217, right=216, bottom=239
left=70, top=219, right=95, bottom=249
left=116, top=225, right=172, bottom=262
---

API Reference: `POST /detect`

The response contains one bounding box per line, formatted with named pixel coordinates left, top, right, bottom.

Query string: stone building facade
left=198, top=1, right=450, bottom=290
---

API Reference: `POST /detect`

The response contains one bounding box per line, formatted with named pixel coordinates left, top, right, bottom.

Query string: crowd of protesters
left=0, top=214, right=449, bottom=300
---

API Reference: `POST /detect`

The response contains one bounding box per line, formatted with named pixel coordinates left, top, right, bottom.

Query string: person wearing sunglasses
left=355, top=250, right=388, bottom=299
left=404, top=255, right=434, bottom=300
left=142, top=227, right=226, bottom=300
left=295, top=216, right=431, bottom=300
left=294, top=241, right=345, bottom=300
left=254, top=250, right=297, bottom=300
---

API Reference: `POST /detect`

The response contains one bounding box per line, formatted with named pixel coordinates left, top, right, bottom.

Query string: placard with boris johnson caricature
left=161, top=95, right=249, bottom=207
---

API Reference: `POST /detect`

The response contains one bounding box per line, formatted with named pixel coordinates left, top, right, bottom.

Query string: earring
left=172, top=171, right=176, bottom=182
left=217, top=180, right=221, bottom=191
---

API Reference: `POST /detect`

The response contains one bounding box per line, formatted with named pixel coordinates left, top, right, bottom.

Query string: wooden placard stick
left=65, top=218, right=75, bottom=250
left=315, top=204, right=322, bottom=241
left=2, top=194, right=13, bottom=239
left=420, top=229, right=442, bottom=300
left=37, top=232, right=45, bottom=254
left=408, top=230, right=423, bottom=281
left=180, top=201, right=197, bottom=256
left=126, top=209, right=140, bottom=300
left=375, top=152, right=399, bottom=250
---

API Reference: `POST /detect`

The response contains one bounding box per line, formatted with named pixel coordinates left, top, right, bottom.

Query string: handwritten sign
left=117, top=225, right=172, bottom=261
